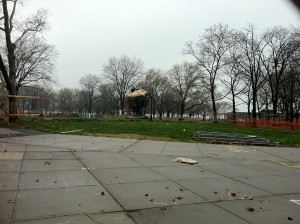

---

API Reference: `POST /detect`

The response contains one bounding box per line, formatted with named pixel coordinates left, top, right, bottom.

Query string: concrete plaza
left=0, top=128, right=300, bottom=223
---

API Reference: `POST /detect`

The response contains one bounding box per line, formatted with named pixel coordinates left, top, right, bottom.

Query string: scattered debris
left=4, top=150, right=7, bottom=152
left=145, top=194, right=149, bottom=197
left=175, top=196, right=183, bottom=200
left=8, top=199, right=14, bottom=203
left=174, top=157, right=198, bottom=165
left=150, top=199, right=154, bottom=201
left=180, top=187, right=187, bottom=191
left=288, top=217, right=293, bottom=220
left=230, top=192, right=237, bottom=197
left=165, top=187, right=169, bottom=189
left=101, top=192, right=105, bottom=196
left=260, top=199, right=270, bottom=203
left=54, top=181, right=57, bottom=184
left=160, top=207, right=166, bottom=210
left=214, top=191, right=218, bottom=194
left=280, top=163, right=300, bottom=169
left=241, top=194, right=254, bottom=200
left=193, top=131, right=277, bottom=146
left=79, top=203, right=81, bottom=206
left=44, top=161, right=51, bottom=165
left=35, top=179, right=39, bottom=182
left=290, top=199, right=300, bottom=205
left=246, top=207, right=255, bottom=212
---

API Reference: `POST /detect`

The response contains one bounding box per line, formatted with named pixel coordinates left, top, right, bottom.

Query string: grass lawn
left=3, top=117, right=300, bottom=147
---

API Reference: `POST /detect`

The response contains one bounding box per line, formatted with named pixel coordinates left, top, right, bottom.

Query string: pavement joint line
left=68, top=149, right=127, bottom=212
left=120, top=152, right=209, bottom=203
left=118, top=139, right=140, bottom=153
left=159, top=141, right=168, bottom=155
left=247, top=146, right=296, bottom=163
left=193, top=164, right=273, bottom=196
left=211, top=200, right=253, bottom=224
left=196, top=143, right=205, bottom=158
left=10, top=143, right=27, bottom=222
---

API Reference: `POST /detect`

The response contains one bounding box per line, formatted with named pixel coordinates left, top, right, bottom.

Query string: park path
left=0, top=128, right=300, bottom=224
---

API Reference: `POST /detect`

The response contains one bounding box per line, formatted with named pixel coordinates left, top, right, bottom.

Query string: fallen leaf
left=101, top=192, right=105, bottom=196
left=260, top=199, right=270, bottom=203
left=180, top=187, right=187, bottom=191
left=145, top=194, right=149, bottom=197
left=8, top=199, right=14, bottom=203
left=288, top=217, right=293, bottom=220
left=246, top=207, right=255, bottom=212
left=176, top=196, right=183, bottom=200
left=241, top=194, right=254, bottom=200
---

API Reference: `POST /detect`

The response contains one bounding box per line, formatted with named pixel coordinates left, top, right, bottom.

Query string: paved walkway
left=0, top=127, right=300, bottom=224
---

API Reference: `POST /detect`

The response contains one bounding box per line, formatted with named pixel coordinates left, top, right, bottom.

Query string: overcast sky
left=22, top=0, right=300, bottom=89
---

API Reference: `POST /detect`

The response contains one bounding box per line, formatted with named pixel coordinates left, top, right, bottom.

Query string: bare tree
left=223, top=42, right=246, bottom=120
left=139, top=68, right=168, bottom=119
left=168, top=62, right=208, bottom=119
left=233, top=25, right=267, bottom=120
left=56, top=88, right=74, bottom=114
left=79, top=74, right=101, bottom=115
left=103, top=55, right=144, bottom=114
left=184, top=23, right=233, bottom=122
left=0, top=0, right=55, bottom=121
left=15, top=35, right=57, bottom=89
left=97, top=82, right=120, bottom=116
left=260, top=26, right=300, bottom=114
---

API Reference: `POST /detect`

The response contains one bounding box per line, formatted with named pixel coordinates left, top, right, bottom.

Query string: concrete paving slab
left=0, top=152, right=24, bottom=160
left=198, top=161, right=269, bottom=178
left=105, top=181, right=206, bottom=210
left=12, top=214, right=96, bottom=224
left=234, top=175, right=300, bottom=194
left=200, top=145, right=246, bottom=159
left=0, top=172, right=19, bottom=191
left=222, top=145, right=289, bottom=161
left=161, top=142, right=202, bottom=157
left=124, top=140, right=167, bottom=155
left=12, top=212, right=136, bottom=224
left=229, top=159, right=300, bottom=176
left=1, top=130, right=299, bottom=223
left=0, top=191, right=16, bottom=222
left=80, top=157, right=143, bottom=169
left=151, top=165, right=223, bottom=180
left=21, top=160, right=84, bottom=172
left=123, top=153, right=186, bottom=167
left=175, top=178, right=270, bottom=202
left=24, top=151, right=77, bottom=160
left=19, top=170, right=100, bottom=190
left=129, top=203, right=248, bottom=224
left=92, top=167, right=167, bottom=184
left=0, top=160, right=21, bottom=172
left=14, top=186, right=122, bottom=221
left=0, top=143, right=26, bottom=152
left=88, top=212, right=136, bottom=224
left=217, top=196, right=300, bottom=224
left=25, top=145, right=70, bottom=152
left=84, top=139, right=138, bottom=152
left=249, top=146, right=300, bottom=162
left=75, top=151, right=128, bottom=159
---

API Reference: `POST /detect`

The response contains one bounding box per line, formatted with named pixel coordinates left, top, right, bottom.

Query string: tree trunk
left=2, top=0, right=18, bottom=122
left=211, top=92, right=217, bottom=123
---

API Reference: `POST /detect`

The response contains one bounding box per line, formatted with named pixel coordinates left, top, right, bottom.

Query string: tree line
left=49, top=24, right=300, bottom=122
left=1, top=1, right=300, bottom=122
